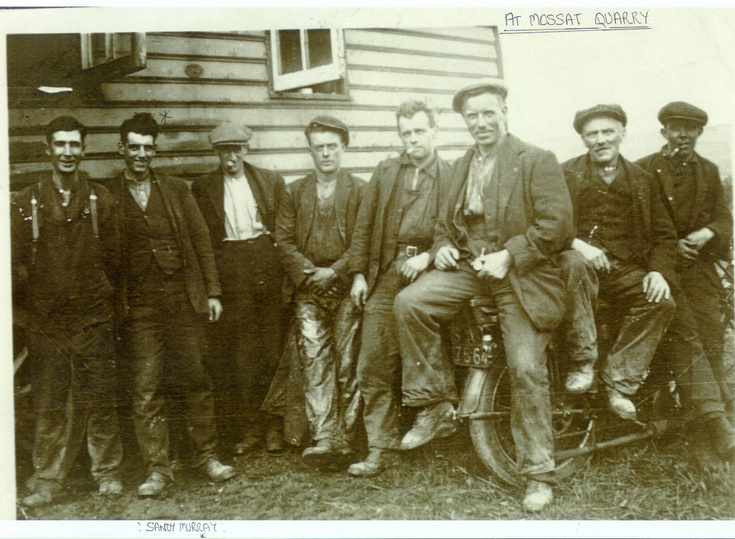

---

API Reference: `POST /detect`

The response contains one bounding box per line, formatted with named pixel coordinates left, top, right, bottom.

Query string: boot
left=400, top=401, right=457, bottom=450
left=522, top=480, right=553, bottom=512
left=348, top=449, right=399, bottom=477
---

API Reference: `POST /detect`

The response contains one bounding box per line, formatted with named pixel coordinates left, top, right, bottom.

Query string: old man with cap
left=192, top=121, right=286, bottom=454
left=275, top=115, right=365, bottom=468
left=637, top=102, right=735, bottom=469
left=561, top=104, right=678, bottom=421
left=393, top=80, right=573, bottom=511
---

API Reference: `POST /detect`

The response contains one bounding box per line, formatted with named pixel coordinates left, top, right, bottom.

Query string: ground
left=14, top=419, right=735, bottom=521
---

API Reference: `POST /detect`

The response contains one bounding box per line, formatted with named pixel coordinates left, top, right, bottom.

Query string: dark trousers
left=124, top=269, right=217, bottom=479
left=27, top=321, right=122, bottom=493
left=294, top=286, right=361, bottom=445
left=206, top=237, right=284, bottom=438
left=563, top=255, right=677, bottom=395
left=357, top=256, right=409, bottom=451
left=394, top=263, right=555, bottom=476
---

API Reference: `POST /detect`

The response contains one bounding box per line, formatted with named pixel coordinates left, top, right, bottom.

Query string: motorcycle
left=451, top=295, right=687, bottom=486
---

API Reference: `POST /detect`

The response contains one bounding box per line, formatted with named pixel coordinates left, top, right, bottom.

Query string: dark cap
left=658, top=101, right=708, bottom=127
left=573, top=104, right=627, bottom=134
left=208, top=121, right=253, bottom=146
left=305, top=115, right=350, bottom=146
left=452, top=78, right=508, bottom=113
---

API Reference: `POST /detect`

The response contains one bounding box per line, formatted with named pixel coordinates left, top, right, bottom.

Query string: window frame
left=268, top=28, right=347, bottom=95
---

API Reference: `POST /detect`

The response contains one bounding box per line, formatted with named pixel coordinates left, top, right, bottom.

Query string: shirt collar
left=124, top=168, right=152, bottom=185
left=400, top=150, right=439, bottom=179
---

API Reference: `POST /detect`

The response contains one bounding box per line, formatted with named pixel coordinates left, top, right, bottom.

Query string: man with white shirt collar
left=192, top=121, right=286, bottom=455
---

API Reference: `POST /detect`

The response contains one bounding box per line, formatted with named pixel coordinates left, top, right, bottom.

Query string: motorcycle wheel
left=469, top=362, right=595, bottom=486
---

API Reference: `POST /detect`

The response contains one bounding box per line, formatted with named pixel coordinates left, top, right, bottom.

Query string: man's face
left=119, top=132, right=156, bottom=178
left=581, top=117, right=625, bottom=165
left=215, top=144, right=248, bottom=177
left=307, top=131, right=344, bottom=175
left=46, top=130, right=85, bottom=177
left=661, top=120, right=703, bottom=158
left=462, top=92, right=508, bottom=152
left=398, top=111, right=437, bottom=163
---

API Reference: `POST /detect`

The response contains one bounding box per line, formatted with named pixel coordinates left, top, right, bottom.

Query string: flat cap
left=452, top=78, right=508, bottom=113
left=208, top=121, right=253, bottom=146
left=573, top=104, right=627, bottom=134
left=305, top=115, right=350, bottom=146
left=658, top=101, right=708, bottom=127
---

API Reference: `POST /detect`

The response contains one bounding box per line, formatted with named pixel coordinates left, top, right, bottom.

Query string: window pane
left=307, top=29, right=332, bottom=68
left=278, top=30, right=303, bottom=75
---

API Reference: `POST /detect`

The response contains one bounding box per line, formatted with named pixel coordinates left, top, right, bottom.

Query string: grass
left=15, top=422, right=735, bottom=522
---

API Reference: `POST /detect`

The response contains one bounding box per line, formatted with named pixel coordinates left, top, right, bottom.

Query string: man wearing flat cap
left=561, top=104, right=679, bottom=422
left=347, top=99, right=452, bottom=477
left=393, top=79, right=573, bottom=511
left=192, top=121, right=286, bottom=455
left=637, top=102, right=735, bottom=468
left=275, top=115, right=365, bottom=468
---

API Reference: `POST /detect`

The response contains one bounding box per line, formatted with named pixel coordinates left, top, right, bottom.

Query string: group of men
left=11, top=78, right=735, bottom=513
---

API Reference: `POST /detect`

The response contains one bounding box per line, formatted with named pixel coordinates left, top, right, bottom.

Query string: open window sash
left=270, top=28, right=344, bottom=92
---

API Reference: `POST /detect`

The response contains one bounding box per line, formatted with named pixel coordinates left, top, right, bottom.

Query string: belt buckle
left=406, top=245, right=418, bottom=257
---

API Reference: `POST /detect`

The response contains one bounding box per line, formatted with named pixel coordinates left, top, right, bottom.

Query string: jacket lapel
left=300, top=173, right=317, bottom=246
left=244, top=162, right=268, bottom=219
left=334, top=170, right=352, bottom=242
left=691, top=154, right=709, bottom=231
left=206, top=170, right=226, bottom=230
left=495, top=136, right=523, bottom=224
left=451, top=150, right=474, bottom=229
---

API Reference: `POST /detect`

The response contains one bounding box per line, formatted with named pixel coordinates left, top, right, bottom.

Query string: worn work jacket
left=434, top=134, right=573, bottom=332
left=348, top=152, right=453, bottom=294
left=636, top=149, right=732, bottom=261
left=107, top=169, right=221, bottom=316
left=276, top=170, right=365, bottom=291
left=191, top=162, right=285, bottom=254
left=564, top=153, right=679, bottom=285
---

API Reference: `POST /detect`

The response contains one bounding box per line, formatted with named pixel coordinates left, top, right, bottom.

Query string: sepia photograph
left=1, top=4, right=734, bottom=537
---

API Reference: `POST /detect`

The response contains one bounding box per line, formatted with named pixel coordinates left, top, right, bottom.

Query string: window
left=269, top=29, right=346, bottom=94
left=7, top=33, right=146, bottom=103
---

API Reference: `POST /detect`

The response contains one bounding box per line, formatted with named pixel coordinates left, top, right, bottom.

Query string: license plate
left=453, top=344, right=491, bottom=368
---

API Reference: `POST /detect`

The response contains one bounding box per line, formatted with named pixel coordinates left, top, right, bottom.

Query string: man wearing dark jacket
left=12, top=116, right=123, bottom=507
left=276, top=116, right=365, bottom=468
left=562, top=104, right=735, bottom=471
left=347, top=100, right=452, bottom=477
left=192, top=122, right=286, bottom=454
left=110, top=113, right=235, bottom=498
left=637, top=102, right=735, bottom=466
left=393, top=80, right=573, bottom=511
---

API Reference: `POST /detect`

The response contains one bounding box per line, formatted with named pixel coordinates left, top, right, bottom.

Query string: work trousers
left=356, top=255, right=411, bottom=451
left=562, top=255, right=676, bottom=395
left=26, top=321, right=122, bottom=493
left=294, top=286, right=361, bottom=446
left=124, top=269, right=217, bottom=479
left=394, top=263, right=555, bottom=476
left=206, top=237, right=284, bottom=438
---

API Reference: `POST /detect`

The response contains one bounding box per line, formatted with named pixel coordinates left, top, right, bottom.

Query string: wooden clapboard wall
left=8, top=27, right=501, bottom=188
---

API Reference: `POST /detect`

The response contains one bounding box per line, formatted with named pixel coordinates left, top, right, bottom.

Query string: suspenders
left=28, top=182, right=100, bottom=263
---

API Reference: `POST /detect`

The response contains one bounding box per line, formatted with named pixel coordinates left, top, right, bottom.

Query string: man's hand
left=351, top=273, right=368, bottom=308
left=400, top=252, right=430, bottom=283
left=677, top=238, right=700, bottom=261
left=435, top=245, right=460, bottom=271
left=684, top=227, right=715, bottom=251
left=477, top=249, right=512, bottom=280
left=572, top=238, right=610, bottom=273
left=304, top=267, right=337, bottom=294
left=642, top=271, right=670, bottom=303
left=208, top=297, right=223, bottom=322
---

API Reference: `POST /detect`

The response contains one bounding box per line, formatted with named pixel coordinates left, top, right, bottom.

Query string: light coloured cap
left=452, top=78, right=508, bottom=113
left=208, top=122, right=253, bottom=146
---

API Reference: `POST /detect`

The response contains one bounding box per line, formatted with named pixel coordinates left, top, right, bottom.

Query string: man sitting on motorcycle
left=561, top=104, right=735, bottom=471
left=393, top=79, right=573, bottom=512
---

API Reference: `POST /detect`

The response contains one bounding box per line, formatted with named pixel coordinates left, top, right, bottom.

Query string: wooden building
left=7, top=27, right=502, bottom=189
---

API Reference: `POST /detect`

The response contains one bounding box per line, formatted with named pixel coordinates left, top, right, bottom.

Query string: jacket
left=563, top=153, right=679, bottom=284
left=348, top=152, right=452, bottom=293
left=636, top=150, right=732, bottom=261
left=276, top=169, right=365, bottom=290
left=434, top=134, right=573, bottom=332
left=108, top=169, right=221, bottom=316
left=191, top=162, right=286, bottom=253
